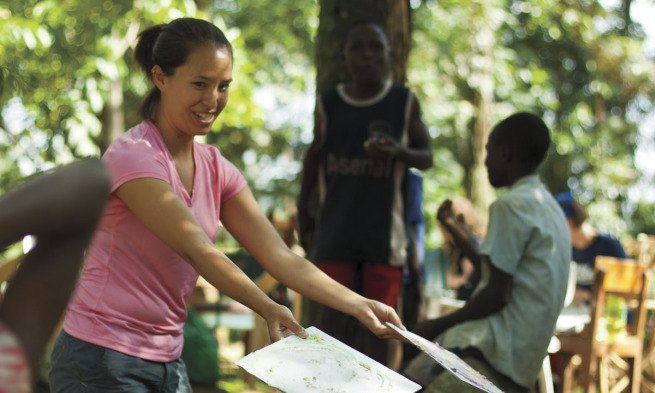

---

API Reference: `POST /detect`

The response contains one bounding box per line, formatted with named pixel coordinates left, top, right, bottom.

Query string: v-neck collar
left=146, top=120, right=197, bottom=203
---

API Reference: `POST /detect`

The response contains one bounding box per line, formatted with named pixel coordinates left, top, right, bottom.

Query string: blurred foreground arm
left=0, top=159, right=110, bottom=374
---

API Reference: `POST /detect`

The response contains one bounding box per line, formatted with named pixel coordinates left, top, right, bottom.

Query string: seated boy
left=403, top=112, right=571, bottom=392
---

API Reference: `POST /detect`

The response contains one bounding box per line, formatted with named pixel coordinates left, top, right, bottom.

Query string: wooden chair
left=558, top=256, right=650, bottom=393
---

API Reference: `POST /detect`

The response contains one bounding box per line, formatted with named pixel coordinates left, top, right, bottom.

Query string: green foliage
left=409, top=0, right=655, bottom=244
left=504, top=0, right=654, bottom=237
left=422, top=147, right=467, bottom=248
left=0, top=0, right=318, bottom=215
left=630, top=201, right=655, bottom=237
left=1, top=0, right=654, bottom=245
left=207, top=0, right=318, bottom=214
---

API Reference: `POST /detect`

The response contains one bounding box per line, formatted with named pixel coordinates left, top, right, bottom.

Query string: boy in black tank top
left=298, top=20, right=433, bottom=365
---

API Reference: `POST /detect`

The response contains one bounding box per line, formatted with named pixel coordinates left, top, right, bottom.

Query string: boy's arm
left=297, top=102, right=325, bottom=253
left=412, top=258, right=512, bottom=341
left=398, top=93, right=433, bottom=170
left=297, top=127, right=321, bottom=253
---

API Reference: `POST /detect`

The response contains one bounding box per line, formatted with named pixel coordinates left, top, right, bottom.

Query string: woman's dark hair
left=133, top=18, right=233, bottom=120
left=490, top=112, right=551, bottom=168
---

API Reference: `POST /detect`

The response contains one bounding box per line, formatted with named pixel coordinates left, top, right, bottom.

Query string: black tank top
left=314, top=82, right=411, bottom=266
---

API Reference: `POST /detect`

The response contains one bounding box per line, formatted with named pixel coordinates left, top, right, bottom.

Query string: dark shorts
left=49, top=330, right=191, bottom=393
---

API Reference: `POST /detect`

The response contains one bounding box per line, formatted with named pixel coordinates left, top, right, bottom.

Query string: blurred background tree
left=1, top=0, right=654, bottom=251
left=408, top=0, right=655, bottom=245
left=0, top=0, right=319, bottom=241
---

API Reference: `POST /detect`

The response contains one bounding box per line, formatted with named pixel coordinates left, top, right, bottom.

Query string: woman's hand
left=352, top=298, right=406, bottom=340
left=261, top=303, right=309, bottom=342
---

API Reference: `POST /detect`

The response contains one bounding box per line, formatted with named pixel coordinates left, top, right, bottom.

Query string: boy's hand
left=364, top=136, right=400, bottom=160
left=437, top=200, right=473, bottom=249
left=413, top=317, right=451, bottom=341
left=436, top=199, right=456, bottom=227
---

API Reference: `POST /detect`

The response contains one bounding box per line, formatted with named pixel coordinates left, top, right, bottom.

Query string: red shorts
left=318, top=260, right=403, bottom=307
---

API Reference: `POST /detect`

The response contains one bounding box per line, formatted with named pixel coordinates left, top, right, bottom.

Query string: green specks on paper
left=234, top=326, right=421, bottom=393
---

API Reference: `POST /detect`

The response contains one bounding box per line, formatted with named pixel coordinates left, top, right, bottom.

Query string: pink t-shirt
left=63, top=120, right=247, bottom=362
left=0, top=322, right=31, bottom=393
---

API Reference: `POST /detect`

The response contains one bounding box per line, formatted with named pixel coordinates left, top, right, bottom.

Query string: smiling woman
left=152, top=45, right=232, bottom=141
left=48, top=17, right=405, bottom=393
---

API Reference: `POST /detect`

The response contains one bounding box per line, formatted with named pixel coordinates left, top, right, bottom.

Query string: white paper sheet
left=385, top=322, right=504, bottom=393
left=235, top=326, right=421, bottom=393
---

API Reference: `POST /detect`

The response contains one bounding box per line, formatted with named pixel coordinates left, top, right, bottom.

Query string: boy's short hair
left=346, top=19, right=386, bottom=35
left=490, top=112, right=550, bottom=167
left=343, top=19, right=389, bottom=50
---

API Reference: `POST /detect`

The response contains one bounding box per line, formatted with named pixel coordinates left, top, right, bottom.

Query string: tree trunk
left=97, top=24, right=139, bottom=154
left=386, top=0, right=411, bottom=84
left=98, top=78, right=124, bottom=154
left=620, top=0, right=633, bottom=36
left=465, top=2, right=496, bottom=213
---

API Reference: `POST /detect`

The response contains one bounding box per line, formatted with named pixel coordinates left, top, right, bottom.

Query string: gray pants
left=404, top=348, right=530, bottom=393
left=49, top=330, right=192, bottom=393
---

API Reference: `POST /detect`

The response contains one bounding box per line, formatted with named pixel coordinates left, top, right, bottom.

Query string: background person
left=555, top=191, right=627, bottom=304
left=297, top=20, right=433, bottom=365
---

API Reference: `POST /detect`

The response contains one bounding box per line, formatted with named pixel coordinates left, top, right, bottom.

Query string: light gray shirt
left=441, top=175, right=571, bottom=388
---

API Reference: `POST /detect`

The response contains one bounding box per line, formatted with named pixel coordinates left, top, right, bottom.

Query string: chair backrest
left=563, top=261, right=577, bottom=308
left=596, top=256, right=647, bottom=294
left=592, top=256, right=650, bottom=341
left=423, top=248, right=450, bottom=297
